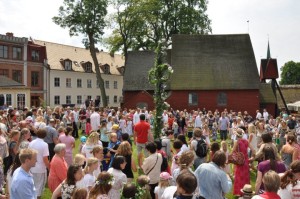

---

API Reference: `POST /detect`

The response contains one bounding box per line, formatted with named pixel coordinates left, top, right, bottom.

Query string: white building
left=35, top=40, right=125, bottom=108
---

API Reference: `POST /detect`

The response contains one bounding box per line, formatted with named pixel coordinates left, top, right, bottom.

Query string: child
left=154, top=139, right=169, bottom=173
left=88, top=171, right=113, bottom=199
left=119, top=115, right=127, bottom=134
left=171, top=140, right=183, bottom=174
left=154, top=172, right=172, bottom=199
left=108, top=132, right=120, bottom=167
left=220, top=141, right=230, bottom=175
left=209, top=142, right=220, bottom=162
left=85, top=118, right=91, bottom=135
left=187, top=121, right=194, bottom=141
left=172, top=121, right=179, bottom=138
left=211, top=122, right=218, bottom=141
left=72, top=188, right=88, bottom=199
left=57, top=127, right=65, bottom=137
left=79, top=136, right=86, bottom=154
left=136, top=175, right=152, bottom=199
left=161, top=130, right=174, bottom=161
left=202, top=124, right=211, bottom=146
left=100, top=120, right=109, bottom=148
left=82, top=157, right=99, bottom=191
left=125, top=116, right=133, bottom=136
left=122, top=183, right=137, bottom=199
left=91, top=146, right=104, bottom=178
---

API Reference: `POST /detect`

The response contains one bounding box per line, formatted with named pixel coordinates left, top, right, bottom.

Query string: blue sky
left=1, top=0, right=299, bottom=77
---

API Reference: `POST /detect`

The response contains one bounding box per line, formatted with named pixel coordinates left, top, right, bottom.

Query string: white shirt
left=161, top=186, right=177, bottom=199
left=256, top=112, right=262, bottom=120
left=73, top=110, right=79, bottom=123
left=133, top=112, right=140, bottom=125
left=263, top=111, right=269, bottom=121
left=90, top=112, right=100, bottom=131
left=162, top=113, right=168, bottom=124
left=194, top=115, right=202, bottom=128
left=81, top=141, right=103, bottom=159
left=29, top=138, right=49, bottom=173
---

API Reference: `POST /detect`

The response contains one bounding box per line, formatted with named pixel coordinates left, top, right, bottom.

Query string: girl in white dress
left=108, top=155, right=127, bottom=198
left=154, top=172, right=172, bottom=199
left=88, top=171, right=113, bottom=199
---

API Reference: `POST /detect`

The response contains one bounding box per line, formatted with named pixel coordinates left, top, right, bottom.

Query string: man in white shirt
left=194, top=112, right=202, bottom=128
left=256, top=110, right=262, bottom=120
left=28, top=128, right=49, bottom=199
left=90, top=107, right=101, bottom=131
left=133, top=108, right=141, bottom=125
left=263, top=109, right=269, bottom=122
left=162, top=110, right=168, bottom=124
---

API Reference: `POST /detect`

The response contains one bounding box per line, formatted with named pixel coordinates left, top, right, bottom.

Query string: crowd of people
left=0, top=104, right=299, bottom=199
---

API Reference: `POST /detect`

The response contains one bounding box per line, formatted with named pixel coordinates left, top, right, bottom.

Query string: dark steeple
left=267, top=40, right=271, bottom=59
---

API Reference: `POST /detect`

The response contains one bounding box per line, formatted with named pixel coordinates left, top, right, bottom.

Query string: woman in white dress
left=107, top=155, right=127, bottom=198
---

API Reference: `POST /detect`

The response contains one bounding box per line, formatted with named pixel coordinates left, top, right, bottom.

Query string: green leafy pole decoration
left=149, top=44, right=173, bottom=139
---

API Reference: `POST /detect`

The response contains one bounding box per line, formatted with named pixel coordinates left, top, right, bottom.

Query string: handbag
left=228, top=140, right=245, bottom=165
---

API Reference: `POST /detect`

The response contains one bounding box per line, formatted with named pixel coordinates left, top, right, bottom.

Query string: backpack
left=195, top=138, right=207, bottom=158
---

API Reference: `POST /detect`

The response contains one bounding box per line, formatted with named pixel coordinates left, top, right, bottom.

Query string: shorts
left=32, top=172, right=47, bottom=196
left=136, top=142, right=148, bottom=157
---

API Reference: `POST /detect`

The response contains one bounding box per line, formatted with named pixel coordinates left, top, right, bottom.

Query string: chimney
left=6, top=32, right=14, bottom=37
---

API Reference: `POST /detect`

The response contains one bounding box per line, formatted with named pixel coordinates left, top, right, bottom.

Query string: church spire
left=267, top=40, right=271, bottom=59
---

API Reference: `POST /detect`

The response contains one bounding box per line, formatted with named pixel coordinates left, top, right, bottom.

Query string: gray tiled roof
left=169, top=34, right=260, bottom=90
left=259, top=83, right=277, bottom=103
left=123, top=51, right=156, bottom=91
left=0, top=76, right=25, bottom=87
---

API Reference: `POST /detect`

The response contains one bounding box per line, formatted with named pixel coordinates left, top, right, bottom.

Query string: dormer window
left=86, top=63, right=92, bottom=73
left=31, top=50, right=39, bottom=61
left=64, top=60, right=72, bottom=71
left=104, top=64, right=110, bottom=74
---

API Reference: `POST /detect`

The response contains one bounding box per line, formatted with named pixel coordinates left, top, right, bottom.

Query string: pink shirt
left=48, top=155, right=68, bottom=192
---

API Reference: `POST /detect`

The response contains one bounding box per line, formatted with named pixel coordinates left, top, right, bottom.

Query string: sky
left=0, top=0, right=299, bottom=77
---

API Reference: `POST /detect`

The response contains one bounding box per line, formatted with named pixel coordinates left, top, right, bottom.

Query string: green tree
left=106, top=0, right=211, bottom=58
left=280, top=61, right=300, bottom=85
left=53, top=0, right=108, bottom=107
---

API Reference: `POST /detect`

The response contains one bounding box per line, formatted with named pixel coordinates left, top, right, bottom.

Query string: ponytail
left=280, top=170, right=295, bottom=189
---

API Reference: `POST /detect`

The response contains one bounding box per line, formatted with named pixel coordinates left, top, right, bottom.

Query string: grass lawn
left=42, top=131, right=257, bottom=199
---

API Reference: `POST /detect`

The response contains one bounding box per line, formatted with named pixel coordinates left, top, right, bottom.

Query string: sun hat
left=112, top=124, right=119, bottom=130
left=80, top=136, right=86, bottom=143
left=160, top=172, right=172, bottom=180
left=240, top=184, right=254, bottom=194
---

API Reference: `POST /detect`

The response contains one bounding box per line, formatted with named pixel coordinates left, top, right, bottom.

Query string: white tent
left=287, top=101, right=300, bottom=112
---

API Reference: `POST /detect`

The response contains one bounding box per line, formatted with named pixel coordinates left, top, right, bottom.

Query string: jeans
left=220, top=130, right=228, bottom=140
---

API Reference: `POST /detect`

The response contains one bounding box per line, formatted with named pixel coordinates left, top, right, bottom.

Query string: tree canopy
left=53, top=0, right=109, bottom=107
left=280, top=61, right=300, bottom=85
left=106, top=0, right=211, bottom=59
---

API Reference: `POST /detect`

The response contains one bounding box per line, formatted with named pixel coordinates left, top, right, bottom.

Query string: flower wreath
left=120, top=184, right=146, bottom=199
left=95, top=174, right=114, bottom=186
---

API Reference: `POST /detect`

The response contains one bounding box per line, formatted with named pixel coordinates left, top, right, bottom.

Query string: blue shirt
left=194, top=162, right=232, bottom=199
left=10, top=167, right=37, bottom=199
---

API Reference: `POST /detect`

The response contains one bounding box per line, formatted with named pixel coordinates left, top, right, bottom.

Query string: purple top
left=258, top=160, right=286, bottom=190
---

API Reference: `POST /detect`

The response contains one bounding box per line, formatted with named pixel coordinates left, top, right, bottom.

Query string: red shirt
left=134, top=120, right=150, bottom=144
left=258, top=192, right=281, bottom=199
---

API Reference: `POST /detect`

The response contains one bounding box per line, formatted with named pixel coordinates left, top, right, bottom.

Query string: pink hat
left=160, top=172, right=172, bottom=180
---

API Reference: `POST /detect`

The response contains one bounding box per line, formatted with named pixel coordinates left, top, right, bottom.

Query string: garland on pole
left=148, top=44, right=173, bottom=139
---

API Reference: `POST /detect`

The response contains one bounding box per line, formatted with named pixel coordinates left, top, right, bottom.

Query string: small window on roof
left=74, top=61, right=79, bottom=67
left=86, top=63, right=92, bottom=73
left=104, top=65, right=110, bottom=74
left=64, top=60, right=72, bottom=71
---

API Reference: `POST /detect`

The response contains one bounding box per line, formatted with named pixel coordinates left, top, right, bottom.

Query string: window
left=188, top=93, right=198, bottom=106
left=87, top=95, right=92, bottom=100
left=54, top=96, right=60, bottom=105
left=64, top=60, right=72, bottom=71
left=12, top=70, right=22, bottom=83
left=86, top=63, right=92, bottom=73
left=17, top=94, right=25, bottom=110
left=31, top=71, right=39, bottom=87
left=0, top=69, right=9, bottom=77
left=54, top=77, right=60, bottom=87
left=87, top=79, right=92, bottom=88
left=105, top=81, right=109, bottom=89
left=114, top=81, right=118, bottom=89
left=77, top=79, right=82, bottom=88
left=96, top=79, right=100, bottom=88
left=77, top=95, right=82, bottom=104
left=217, top=92, right=227, bottom=106
left=6, top=94, right=12, bottom=106
left=0, top=45, right=8, bottom=58
left=66, top=78, right=71, bottom=88
left=114, top=96, right=118, bottom=103
left=66, top=95, right=71, bottom=104
left=106, top=96, right=109, bottom=103
left=104, top=65, right=110, bottom=74
left=31, top=50, right=39, bottom=61
left=13, top=47, right=22, bottom=60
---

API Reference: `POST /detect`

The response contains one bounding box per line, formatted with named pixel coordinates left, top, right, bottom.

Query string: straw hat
left=240, top=184, right=254, bottom=195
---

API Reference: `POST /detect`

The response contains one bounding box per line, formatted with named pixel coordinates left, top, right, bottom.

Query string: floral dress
left=61, top=183, right=76, bottom=199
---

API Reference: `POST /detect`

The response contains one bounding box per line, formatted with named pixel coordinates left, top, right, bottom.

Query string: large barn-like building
left=123, top=34, right=276, bottom=117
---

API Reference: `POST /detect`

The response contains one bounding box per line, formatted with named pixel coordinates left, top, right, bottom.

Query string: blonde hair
left=86, top=131, right=99, bottom=145
left=84, top=157, right=98, bottom=173
left=178, top=150, right=194, bottom=169
left=248, top=124, right=256, bottom=135
left=90, top=146, right=103, bottom=156
left=263, top=170, right=280, bottom=192
left=19, top=148, right=37, bottom=163
left=117, top=141, right=132, bottom=156
left=220, top=141, right=228, bottom=153
left=110, top=132, right=117, bottom=139
left=74, top=154, right=85, bottom=165
left=72, top=188, right=88, bottom=199
left=159, top=178, right=170, bottom=188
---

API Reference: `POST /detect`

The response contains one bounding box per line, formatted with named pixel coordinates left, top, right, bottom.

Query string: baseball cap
left=160, top=172, right=172, bottom=180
